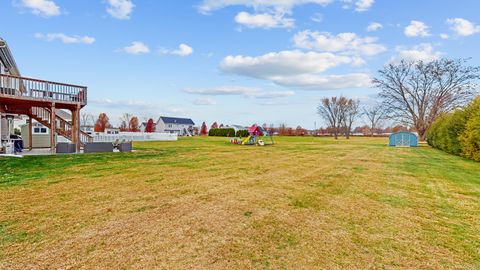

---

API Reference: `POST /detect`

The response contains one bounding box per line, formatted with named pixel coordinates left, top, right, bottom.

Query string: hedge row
left=208, top=128, right=235, bottom=137
left=235, top=130, right=249, bottom=137
left=427, top=97, right=480, bottom=161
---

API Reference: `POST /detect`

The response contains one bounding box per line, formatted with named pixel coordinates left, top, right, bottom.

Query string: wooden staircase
left=30, top=107, right=93, bottom=147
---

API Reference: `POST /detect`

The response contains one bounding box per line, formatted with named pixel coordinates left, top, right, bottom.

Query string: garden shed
left=389, top=132, right=418, bottom=147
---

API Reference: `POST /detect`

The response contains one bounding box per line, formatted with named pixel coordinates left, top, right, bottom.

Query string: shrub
left=459, top=98, right=480, bottom=161
left=427, top=110, right=467, bottom=155
left=208, top=128, right=235, bottom=137
left=236, top=130, right=249, bottom=137
left=427, top=96, right=480, bottom=161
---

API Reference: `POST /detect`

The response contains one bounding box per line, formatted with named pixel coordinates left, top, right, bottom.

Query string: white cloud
left=235, top=11, right=294, bottom=29
left=184, top=86, right=295, bottom=99
left=390, top=43, right=442, bottom=63
left=366, top=22, right=383, bottom=32
left=446, top=18, right=480, bottom=36
left=354, top=0, right=374, bottom=12
left=34, top=33, right=95, bottom=44
left=404, top=20, right=430, bottom=37
left=197, top=0, right=333, bottom=14
left=270, top=73, right=372, bottom=89
left=160, top=43, right=194, bottom=57
left=341, top=0, right=375, bottom=12
left=221, top=50, right=352, bottom=78
left=20, top=0, right=60, bottom=17
left=106, top=0, right=134, bottom=20
left=193, top=97, right=217, bottom=105
left=293, top=31, right=386, bottom=57
left=220, top=50, right=370, bottom=90
left=440, top=33, right=450, bottom=40
left=198, top=0, right=333, bottom=30
left=121, top=41, right=150, bottom=55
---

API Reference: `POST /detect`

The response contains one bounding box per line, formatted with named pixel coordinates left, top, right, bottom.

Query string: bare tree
left=80, top=113, right=94, bottom=127
left=119, top=113, right=132, bottom=131
left=373, top=58, right=479, bottom=140
left=317, top=96, right=349, bottom=139
left=363, top=104, right=386, bottom=136
left=344, top=99, right=361, bottom=139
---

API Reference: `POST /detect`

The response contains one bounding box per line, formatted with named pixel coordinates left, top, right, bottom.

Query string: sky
left=1, top=0, right=480, bottom=128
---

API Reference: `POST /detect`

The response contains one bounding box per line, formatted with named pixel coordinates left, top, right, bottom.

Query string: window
left=32, top=127, right=48, bottom=134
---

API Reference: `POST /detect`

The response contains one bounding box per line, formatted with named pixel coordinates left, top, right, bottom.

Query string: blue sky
left=2, top=0, right=480, bottom=128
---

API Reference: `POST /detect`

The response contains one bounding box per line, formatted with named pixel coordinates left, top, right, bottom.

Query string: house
left=156, top=116, right=194, bottom=136
left=139, top=121, right=157, bottom=133
left=0, top=37, right=91, bottom=153
left=104, top=128, right=120, bottom=135
left=81, top=125, right=95, bottom=135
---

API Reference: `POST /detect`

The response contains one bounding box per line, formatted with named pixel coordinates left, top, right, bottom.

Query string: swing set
left=230, top=125, right=274, bottom=146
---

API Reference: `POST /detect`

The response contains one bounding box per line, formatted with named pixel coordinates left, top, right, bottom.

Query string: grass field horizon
left=1, top=136, right=479, bottom=269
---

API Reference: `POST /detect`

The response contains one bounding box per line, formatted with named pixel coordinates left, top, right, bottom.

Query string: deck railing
left=0, top=74, right=87, bottom=105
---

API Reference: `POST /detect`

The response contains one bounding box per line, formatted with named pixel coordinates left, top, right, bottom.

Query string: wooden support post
left=28, top=115, right=33, bottom=150
left=71, top=108, right=77, bottom=151
left=50, top=104, right=56, bottom=154
left=76, top=106, right=81, bottom=153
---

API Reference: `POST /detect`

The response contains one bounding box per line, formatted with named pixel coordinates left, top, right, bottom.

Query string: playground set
left=230, top=125, right=274, bottom=146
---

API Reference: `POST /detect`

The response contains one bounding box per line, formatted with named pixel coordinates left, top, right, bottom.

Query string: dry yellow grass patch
left=1, top=137, right=479, bottom=269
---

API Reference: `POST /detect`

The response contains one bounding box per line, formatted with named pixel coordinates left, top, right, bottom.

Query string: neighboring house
left=104, top=128, right=120, bottom=135
left=139, top=121, right=157, bottom=133
left=81, top=125, right=94, bottom=135
left=156, top=116, right=194, bottom=136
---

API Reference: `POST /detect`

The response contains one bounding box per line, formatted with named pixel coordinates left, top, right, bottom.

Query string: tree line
left=81, top=113, right=156, bottom=133
left=318, top=58, right=480, bottom=141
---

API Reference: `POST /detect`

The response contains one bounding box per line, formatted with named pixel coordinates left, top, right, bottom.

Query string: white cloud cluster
left=160, top=44, right=194, bottom=57
left=20, top=0, right=60, bottom=17
left=293, top=30, right=386, bottom=57
left=366, top=22, right=382, bottom=32
left=390, top=43, right=442, bottom=63
left=342, top=0, right=375, bottom=12
left=106, top=0, right=135, bottom=20
left=184, top=86, right=295, bottom=99
left=271, top=73, right=372, bottom=89
left=197, top=0, right=333, bottom=14
left=34, top=33, right=95, bottom=44
left=404, top=20, right=430, bottom=37
left=198, top=0, right=335, bottom=29
left=220, top=50, right=371, bottom=90
left=447, top=18, right=480, bottom=36
left=235, top=11, right=294, bottom=29
left=121, top=41, right=150, bottom=55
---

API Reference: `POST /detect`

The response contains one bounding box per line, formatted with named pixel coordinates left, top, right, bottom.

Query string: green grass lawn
left=1, top=137, right=479, bottom=269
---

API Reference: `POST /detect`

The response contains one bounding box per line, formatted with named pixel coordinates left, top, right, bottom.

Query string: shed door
left=395, top=133, right=409, bottom=147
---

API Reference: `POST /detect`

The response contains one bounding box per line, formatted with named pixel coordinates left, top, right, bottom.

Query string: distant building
left=104, top=128, right=120, bottom=135
left=156, top=116, right=194, bottom=136
left=139, top=121, right=157, bottom=133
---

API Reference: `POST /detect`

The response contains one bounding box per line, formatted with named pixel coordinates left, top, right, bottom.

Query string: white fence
left=91, top=132, right=177, bottom=142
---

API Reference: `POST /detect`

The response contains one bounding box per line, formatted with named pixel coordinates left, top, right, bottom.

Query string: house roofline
left=0, top=37, right=21, bottom=76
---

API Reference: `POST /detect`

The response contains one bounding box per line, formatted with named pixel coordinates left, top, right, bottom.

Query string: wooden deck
left=0, top=74, right=87, bottom=109
left=0, top=73, right=90, bottom=153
